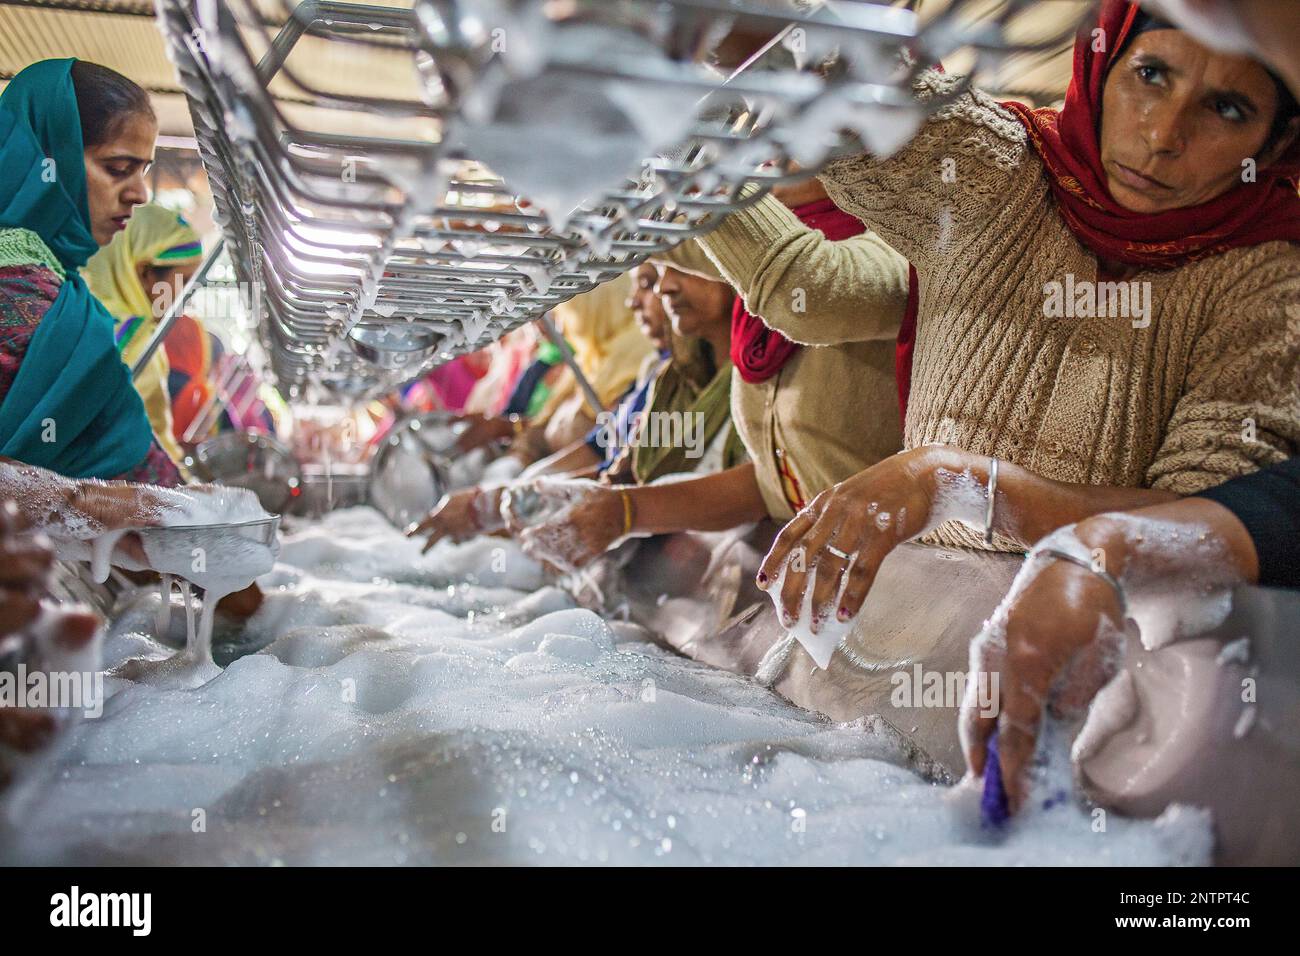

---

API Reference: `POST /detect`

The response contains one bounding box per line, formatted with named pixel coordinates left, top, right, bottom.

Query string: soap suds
left=765, top=463, right=992, bottom=670
left=1, top=508, right=1210, bottom=865
left=0, top=465, right=280, bottom=688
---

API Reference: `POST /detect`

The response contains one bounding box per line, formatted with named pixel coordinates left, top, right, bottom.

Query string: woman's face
left=626, top=264, right=671, bottom=350
left=137, top=259, right=200, bottom=318
left=655, top=266, right=733, bottom=339
left=1099, top=29, right=1295, bottom=213
left=83, top=112, right=157, bottom=247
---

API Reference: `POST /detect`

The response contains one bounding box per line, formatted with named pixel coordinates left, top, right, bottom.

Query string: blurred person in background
left=467, top=324, right=555, bottom=419
left=84, top=202, right=202, bottom=468
left=162, top=311, right=221, bottom=448
left=409, top=262, right=743, bottom=548
left=450, top=273, right=653, bottom=462
left=402, top=352, right=488, bottom=416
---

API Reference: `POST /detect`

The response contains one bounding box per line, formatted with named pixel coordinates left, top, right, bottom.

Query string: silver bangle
left=983, top=456, right=998, bottom=547
left=1035, top=547, right=1128, bottom=619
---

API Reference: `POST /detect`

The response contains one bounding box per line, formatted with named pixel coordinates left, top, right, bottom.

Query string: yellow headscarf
left=537, top=271, right=653, bottom=423
left=84, top=205, right=203, bottom=466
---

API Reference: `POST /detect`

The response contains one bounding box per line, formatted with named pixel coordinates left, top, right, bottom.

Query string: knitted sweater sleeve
left=1146, top=248, right=1300, bottom=494
left=816, top=70, right=1032, bottom=278
left=689, top=194, right=909, bottom=345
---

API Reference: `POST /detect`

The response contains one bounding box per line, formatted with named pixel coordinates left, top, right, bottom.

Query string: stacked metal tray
left=154, top=0, right=1082, bottom=402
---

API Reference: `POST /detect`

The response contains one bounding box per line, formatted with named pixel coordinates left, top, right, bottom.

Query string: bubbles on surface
left=2, top=509, right=1208, bottom=865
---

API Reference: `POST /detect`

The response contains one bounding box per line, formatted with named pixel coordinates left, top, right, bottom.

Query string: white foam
left=0, top=509, right=1209, bottom=865
left=766, top=562, right=853, bottom=669
left=766, top=462, right=992, bottom=668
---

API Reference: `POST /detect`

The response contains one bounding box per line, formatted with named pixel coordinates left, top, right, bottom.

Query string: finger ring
left=824, top=545, right=851, bottom=560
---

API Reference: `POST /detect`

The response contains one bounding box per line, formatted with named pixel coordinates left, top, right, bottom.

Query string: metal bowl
left=288, top=463, right=372, bottom=518
left=347, top=323, right=442, bottom=372
left=188, top=431, right=301, bottom=514
left=134, top=514, right=282, bottom=557
left=368, top=423, right=450, bottom=529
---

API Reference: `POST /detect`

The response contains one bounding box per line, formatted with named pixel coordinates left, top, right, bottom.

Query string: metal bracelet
left=983, top=456, right=999, bottom=547
left=1035, top=547, right=1129, bottom=619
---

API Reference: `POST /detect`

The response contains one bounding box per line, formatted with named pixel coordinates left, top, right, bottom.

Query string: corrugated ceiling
left=0, top=0, right=426, bottom=138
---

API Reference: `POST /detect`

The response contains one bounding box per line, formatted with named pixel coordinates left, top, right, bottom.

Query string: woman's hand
left=216, top=582, right=264, bottom=619
left=405, top=486, right=504, bottom=552
left=960, top=529, right=1128, bottom=813
left=756, top=447, right=953, bottom=630
left=509, top=480, right=627, bottom=572
left=0, top=500, right=100, bottom=786
left=71, top=480, right=171, bottom=532
left=453, top=414, right=516, bottom=454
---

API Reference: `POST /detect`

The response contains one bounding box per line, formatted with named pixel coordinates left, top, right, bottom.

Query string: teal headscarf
left=0, top=58, right=154, bottom=478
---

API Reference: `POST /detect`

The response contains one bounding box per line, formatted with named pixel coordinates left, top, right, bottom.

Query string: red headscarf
left=730, top=197, right=867, bottom=383
left=895, top=0, right=1300, bottom=418
left=1005, top=0, right=1300, bottom=265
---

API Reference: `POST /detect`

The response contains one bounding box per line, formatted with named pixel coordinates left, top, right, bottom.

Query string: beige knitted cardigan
left=809, top=71, right=1300, bottom=546
left=658, top=233, right=909, bottom=520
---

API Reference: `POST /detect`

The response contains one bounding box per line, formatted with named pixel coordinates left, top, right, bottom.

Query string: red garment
left=730, top=198, right=867, bottom=384
left=164, top=314, right=214, bottom=444
left=896, top=1, right=1300, bottom=423
left=895, top=266, right=918, bottom=420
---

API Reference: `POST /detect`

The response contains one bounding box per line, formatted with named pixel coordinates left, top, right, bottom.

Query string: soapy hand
left=960, top=530, right=1127, bottom=814
left=757, top=448, right=945, bottom=632
left=71, top=481, right=172, bottom=530
left=407, top=485, right=506, bottom=552
left=0, top=500, right=101, bottom=787
left=0, top=465, right=170, bottom=567
left=507, top=478, right=626, bottom=573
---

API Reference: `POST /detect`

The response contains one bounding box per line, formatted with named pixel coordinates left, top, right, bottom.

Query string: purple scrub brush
left=981, top=729, right=1010, bottom=829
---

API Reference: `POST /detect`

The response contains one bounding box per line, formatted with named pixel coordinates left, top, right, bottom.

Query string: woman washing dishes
left=0, top=60, right=262, bottom=614
left=409, top=262, right=745, bottom=551
left=85, top=203, right=203, bottom=467
left=0, top=59, right=180, bottom=488
left=438, top=180, right=911, bottom=568
left=759, top=0, right=1300, bottom=635
left=950, top=0, right=1300, bottom=822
